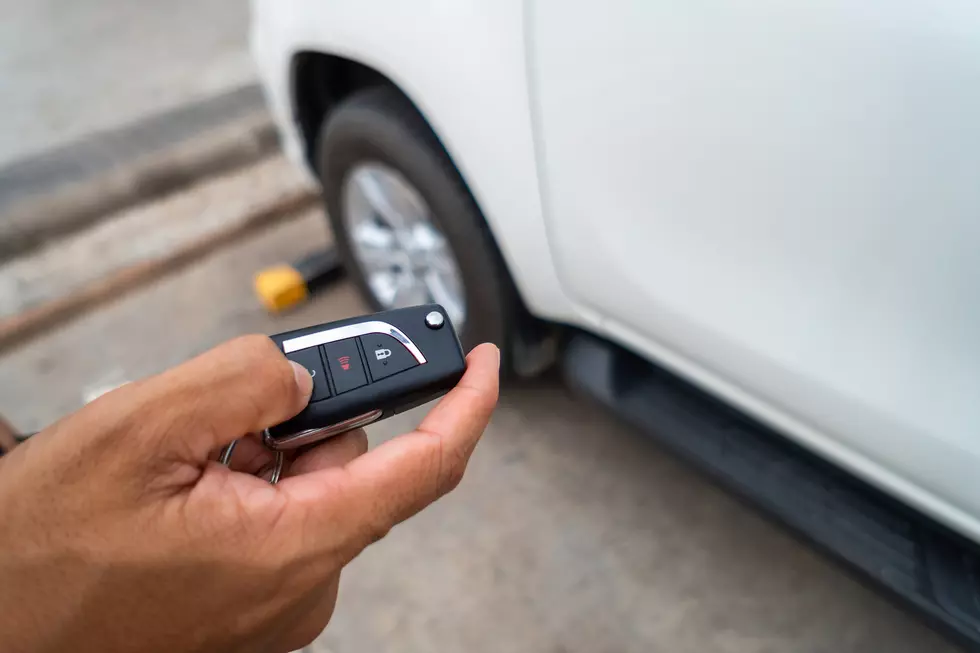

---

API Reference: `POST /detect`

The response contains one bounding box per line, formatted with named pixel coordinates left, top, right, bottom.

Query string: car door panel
left=530, top=0, right=980, bottom=534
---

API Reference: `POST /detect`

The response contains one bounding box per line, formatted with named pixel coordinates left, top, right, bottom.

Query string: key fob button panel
left=323, top=339, right=368, bottom=394
left=265, top=305, right=465, bottom=450
left=286, top=346, right=331, bottom=402
left=360, top=333, right=418, bottom=381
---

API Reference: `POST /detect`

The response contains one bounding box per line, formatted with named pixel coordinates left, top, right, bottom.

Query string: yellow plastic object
left=254, top=265, right=309, bottom=313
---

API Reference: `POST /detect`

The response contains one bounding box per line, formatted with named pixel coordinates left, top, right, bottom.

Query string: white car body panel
left=250, top=0, right=577, bottom=323
left=251, top=0, right=980, bottom=542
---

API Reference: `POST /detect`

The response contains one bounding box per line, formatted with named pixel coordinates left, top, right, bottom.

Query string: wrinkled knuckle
left=351, top=502, right=393, bottom=549
left=459, top=384, right=498, bottom=416
left=440, top=450, right=469, bottom=496
left=364, top=514, right=393, bottom=547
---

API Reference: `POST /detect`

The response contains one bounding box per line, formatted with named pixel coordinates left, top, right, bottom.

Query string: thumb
left=112, top=335, right=313, bottom=461
left=281, top=343, right=499, bottom=558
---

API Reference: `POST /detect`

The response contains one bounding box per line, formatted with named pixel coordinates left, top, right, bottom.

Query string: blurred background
left=0, top=0, right=252, bottom=164
left=0, top=3, right=968, bottom=652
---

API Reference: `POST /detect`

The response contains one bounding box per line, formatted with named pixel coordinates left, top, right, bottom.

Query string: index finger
left=282, top=343, right=499, bottom=545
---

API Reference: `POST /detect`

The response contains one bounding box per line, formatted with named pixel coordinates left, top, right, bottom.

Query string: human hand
left=0, top=336, right=499, bottom=653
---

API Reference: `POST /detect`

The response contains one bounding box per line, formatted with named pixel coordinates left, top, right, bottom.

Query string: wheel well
left=291, top=52, right=397, bottom=171
left=290, top=52, right=557, bottom=373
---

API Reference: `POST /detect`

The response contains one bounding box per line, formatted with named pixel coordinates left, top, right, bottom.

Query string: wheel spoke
left=425, top=248, right=457, bottom=276
left=351, top=167, right=427, bottom=230
left=343, top=163, right=467, bottom=327
left=409, top=223, right=444, bottom=250
left=349, top=168, right=400, bottom=228
left=378, top=171, right=428, bottom=228
left=367, top=272, right=399, bottom=306
left=391, top=277, right=430, bottom=308
left=351, top=223, right=397, bottom=272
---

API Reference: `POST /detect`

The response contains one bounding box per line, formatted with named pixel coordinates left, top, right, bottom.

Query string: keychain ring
left=267, top=451, right=285, bottom=484
left=217, top=440, right=285, bottom=485
left=217, top=440, right=237, bottom=466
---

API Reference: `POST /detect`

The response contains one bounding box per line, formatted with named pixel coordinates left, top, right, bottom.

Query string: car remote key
left=262, top=304, right=466, bottom=450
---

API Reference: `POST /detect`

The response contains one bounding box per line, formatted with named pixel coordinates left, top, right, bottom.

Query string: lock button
left=359, top=334, right=419, bottom=382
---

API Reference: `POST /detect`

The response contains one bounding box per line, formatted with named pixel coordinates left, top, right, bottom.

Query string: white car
left=251, top=0, right=980, bottom=640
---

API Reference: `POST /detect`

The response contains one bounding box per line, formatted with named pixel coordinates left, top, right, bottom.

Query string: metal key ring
left=217, top=440, right=285, bottom=485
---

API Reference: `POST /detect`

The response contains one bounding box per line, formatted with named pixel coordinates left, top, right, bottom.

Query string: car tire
left=316, top=86, right=517, bottom=366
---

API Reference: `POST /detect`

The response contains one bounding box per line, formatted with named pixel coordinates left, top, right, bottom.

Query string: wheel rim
left=341, top=163, right=466, bottom=328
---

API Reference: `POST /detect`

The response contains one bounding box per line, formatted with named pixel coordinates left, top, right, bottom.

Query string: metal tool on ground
left=254, top=247, right=344, bottom=313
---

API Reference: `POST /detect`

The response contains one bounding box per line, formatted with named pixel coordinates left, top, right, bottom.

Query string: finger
left=109, top=335, right=312, bottom=460
left=215, top=429, right=368, bottom=482
left=282, top=343, right=499, bottom=548
left=277, top=572, right=342, bottom=652
left=248, top=429, right=369, bottom=483
left=287, top=429, right=369, bottom=477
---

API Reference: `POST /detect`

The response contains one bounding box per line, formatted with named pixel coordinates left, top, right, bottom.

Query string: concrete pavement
left=0, top=213, right=959, bottom=652
left=0, top=0, right=254, bottom=166
left=0, top=1, right=269, bottom=260
left=0, top=155, right=316, bottom=349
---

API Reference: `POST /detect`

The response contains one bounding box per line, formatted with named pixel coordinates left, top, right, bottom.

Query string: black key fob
left=263, top=305, right=466, bottom=450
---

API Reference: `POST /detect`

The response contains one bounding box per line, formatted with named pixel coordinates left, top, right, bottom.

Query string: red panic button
left=322, top=339, right=367, bottom=394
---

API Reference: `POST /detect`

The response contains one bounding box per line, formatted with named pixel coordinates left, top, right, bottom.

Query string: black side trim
left=562, top=331, right=980, bottom=650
